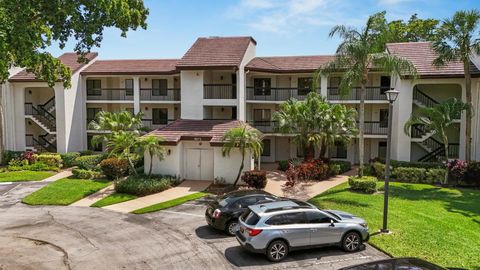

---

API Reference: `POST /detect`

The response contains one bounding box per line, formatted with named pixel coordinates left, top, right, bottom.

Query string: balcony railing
left=327, top=87, right=387, bottom=101
left=204, top=84, right=236, bottom=99
left=248, top=121, right=278, bottom=133
left=140, top=88, right=180, bottom=101
left=142, top=119, right=176, bottom=130
left=362, top=121, right=388, bottom=135
left=246, top=87, right=317, bottom=101
left=86, top=88, right=134, bottom=101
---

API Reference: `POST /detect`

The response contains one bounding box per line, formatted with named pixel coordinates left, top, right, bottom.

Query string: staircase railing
left=39, top=134, right=56, bottom=152
left=413, top=87, right=438, bottom=108
left=39, top=96, right=55, bottom=113
left=25, top=103, right=56, bottom=130
left=418, top=140, right=460, bottom=162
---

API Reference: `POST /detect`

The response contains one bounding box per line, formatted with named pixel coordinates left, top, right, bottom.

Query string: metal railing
left=142, top=119, right=175, bottom=130
left=140, top=88, right=180, bottom=101
left=86, top=88, right=134, bottom=101
left=413, top=87, right=438, bottom=108
left=362, top=121, right=388, bottom=135
left=248, top=121, right=278, bottom=133
left=204, top=84, right=236, bottom=99
left=246, top=87, right=317, bottom=101
left=25, top=103, right=56, bottom=129
left=40, top=96, right=55, bottom=112
left=411, top=124, right=428, bottom=138
left=327, top=87, right=387, bottom=101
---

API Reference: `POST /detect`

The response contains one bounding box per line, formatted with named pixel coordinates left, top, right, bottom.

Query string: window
left=87, top=108, right=102, bottom=123
left=152, top=79, right=168, bottom=96
left=328, top=77, right=341, bottom=95
left=380, top=76, right=391, bottom=95
left=87, top=135, right=102, bottom=152
left=125, top=79, right=134, bottom=96
left=241, top=210, right=261, bottom=226
left=262, top=139, right=271, bottom=157
left=266, top=213, right=307, bottom=225
left=152, top=108, right=168, bottom=125
left=378, top=141, right=387, bottom=159
left=253, top=78, right=271, bottom=96
left=298, top=77, right=313, bottom=95
left=379, top=109, right=389, bottom=128
left=306, top=211, right=332, bottom=224
left=332, top=141, right=347, bottom=159
left=253, top=109, right=271, bottom=125
left=87, top=80, right=101, bottom=96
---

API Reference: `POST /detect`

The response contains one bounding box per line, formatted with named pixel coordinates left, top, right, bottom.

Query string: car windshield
left=325, top=210, right=342, bottom=220
left=218, top=196, right=237, bottom=207
left=241, top=209, right=260, bottom=226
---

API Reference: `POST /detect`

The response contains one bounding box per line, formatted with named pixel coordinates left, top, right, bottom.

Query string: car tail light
left=247, top=228, right=262, bottom=237
left=212, top=209, right=221, bottom=219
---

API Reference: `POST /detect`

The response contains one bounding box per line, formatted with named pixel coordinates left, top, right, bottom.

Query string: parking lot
left=144, top=198, right=389, bottom=270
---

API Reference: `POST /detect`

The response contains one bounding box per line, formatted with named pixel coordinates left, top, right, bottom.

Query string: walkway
left=42, top=169, right=73, bottom=182
left=70, top=184, right=115, bottom=207
left=263, top=163, right=356, bottom=200
left=102, top=180, right=212, bottom=213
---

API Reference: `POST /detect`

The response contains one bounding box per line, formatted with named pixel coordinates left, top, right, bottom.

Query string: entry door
left=276, top=138, right=290, bottom=161
left=186, top=149, right=214, bottom=180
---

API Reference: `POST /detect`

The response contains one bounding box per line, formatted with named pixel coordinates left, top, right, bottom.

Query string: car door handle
left=310, top=228, right=317, bottom=232
left=282, top=230, right=289, bottom=233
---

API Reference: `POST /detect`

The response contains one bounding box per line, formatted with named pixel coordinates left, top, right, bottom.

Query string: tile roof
left=386, top=42, right=480, bottom=78
left=245, top=55, right=335, bottom=73
left=146, top=119, right=255, bottom=145
left=81, top=59, right=179, bottom=75
left=177, top=36, right=256, bottom=69
left=9, top=52, right=98, bottom=82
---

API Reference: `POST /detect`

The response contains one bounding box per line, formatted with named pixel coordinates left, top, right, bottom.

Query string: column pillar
left=390, top=77, right=412, bottom=161
left=320, top=75, right=328, bottom=98
left=54, top=84, right=67, bottom=153
left=133, top=76, right=140, bottom=114
left=237, top=69, right=245, bottom=121
left=459, top=82, right=467, bottom=160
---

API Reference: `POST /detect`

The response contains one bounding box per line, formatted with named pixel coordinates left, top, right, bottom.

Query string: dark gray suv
left=236, top=200, right=369, bottom=261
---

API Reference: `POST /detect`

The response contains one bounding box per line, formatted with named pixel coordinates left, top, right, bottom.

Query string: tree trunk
left=443, top=142, right=449, bottom=185
left=305, top=142, right=315, bottom=160
left=358, top=83, right=366, bottom=177
left=127, top=156, right=138, bottom=176
left=148, top=151, right=153, bottom=176
left=464, top=62, right=472, bottom=162
left=233, top=150, right=245, bottom=186
left=318, top=137, right=327, bottom=159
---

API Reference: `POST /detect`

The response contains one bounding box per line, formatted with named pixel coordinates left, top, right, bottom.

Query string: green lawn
left=133, top=192, right=209, bottom=214
left=309, top=182, right=480, bottom=269
left=0, top=171, right=55, bottom=182
left=90, top=193, right=138, bottom=207
left=22, top=177, right=111, bottom=206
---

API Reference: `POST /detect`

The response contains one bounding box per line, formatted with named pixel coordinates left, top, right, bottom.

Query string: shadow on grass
left=319, top=198, right=371, bottom=208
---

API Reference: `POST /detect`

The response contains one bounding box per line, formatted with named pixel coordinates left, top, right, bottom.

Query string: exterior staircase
left=24, top=98, right=57, bottom=152
left=25, top=134, right=57, bottom=152
left=25, top=102, right=56, bottom=134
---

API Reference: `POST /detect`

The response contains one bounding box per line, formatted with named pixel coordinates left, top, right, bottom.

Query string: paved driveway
left=0, top=183, right=388, bottom=269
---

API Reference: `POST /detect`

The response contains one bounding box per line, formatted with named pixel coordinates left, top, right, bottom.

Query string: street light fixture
left=381, top=88, right=399, bottom=233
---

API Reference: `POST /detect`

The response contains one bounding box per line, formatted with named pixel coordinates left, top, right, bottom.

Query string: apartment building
left=3, top=36, right=480, bottom=181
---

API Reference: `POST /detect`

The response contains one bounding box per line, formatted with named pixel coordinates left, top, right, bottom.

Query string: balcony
left=327, top=87, right=387, bottom=101
left=246, top=87, right=316, bottom=102
left=362, top=121, right=388, bottom=135
left=86, top=88, right=134, bottom=101
left=140, top=88, right=180, bottom=101
left=203, top=84, right=236, bottom=99
left=141, top=119, right=176, bottom=130
left=248, top=121, right=277, bottom=133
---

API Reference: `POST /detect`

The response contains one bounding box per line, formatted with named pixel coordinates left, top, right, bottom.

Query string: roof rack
left=263, top=205, right=312, bottom=213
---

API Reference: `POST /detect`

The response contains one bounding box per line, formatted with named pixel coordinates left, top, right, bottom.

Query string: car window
left=242, top=209, right=261, bottom=226
left=306, top=211, right=332, bottom=224
left=266, top=212, right=307, bottom=225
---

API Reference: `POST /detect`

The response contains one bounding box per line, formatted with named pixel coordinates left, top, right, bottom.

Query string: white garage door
left=185, top=149, right=214, bottom=180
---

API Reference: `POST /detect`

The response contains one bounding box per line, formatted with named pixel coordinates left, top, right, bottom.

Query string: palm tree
left=88, top=110, right=144, bottom=148
left=404, top=98, right=469, bottom=184
left=318, top=12, right=417, bottom=176
left=106, top=131, right=142, bottom=174
left=140, top=135, right=165, bottom=176
left=222, top=125, right=263, bottom=186
left=432, top=9, right=480, bottom=162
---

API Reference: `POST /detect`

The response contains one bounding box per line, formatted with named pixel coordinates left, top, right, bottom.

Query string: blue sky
left=47, top=0, right=480, bottom=59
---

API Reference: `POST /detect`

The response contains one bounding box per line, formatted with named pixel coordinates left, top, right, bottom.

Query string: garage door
left=185, top=149, right=214, bottom=180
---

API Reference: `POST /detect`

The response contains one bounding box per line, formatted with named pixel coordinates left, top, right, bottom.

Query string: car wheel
left=266, top=240, right=289, bottom=262
left=342, top=231, right=362, bottom=252
left=225, top=220, right=239, bottom=236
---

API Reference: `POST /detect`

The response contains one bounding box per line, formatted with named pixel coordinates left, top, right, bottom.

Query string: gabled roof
left=176, top=36, right=256, bottom=70
left=146, top=119, right=255, bottom=145
left=245, top=55, right=335, bottom=73
left=386, top=42, right=480, bottom=78
left=81, top=59, right=179, bottom=75
left=9, top=52, right=98, bottom=82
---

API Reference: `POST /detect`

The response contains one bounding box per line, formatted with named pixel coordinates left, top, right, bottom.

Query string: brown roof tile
left=386, top=42, right=480, bottom=78
left=177, top=36, right=256, bottom=69
left=81, top=59, right=179, bottom=75
left=146, top=119, right=255, bottom=145
left=245, top=55, right=335, bottom=73
left=9, top=52, right=98, bottom=82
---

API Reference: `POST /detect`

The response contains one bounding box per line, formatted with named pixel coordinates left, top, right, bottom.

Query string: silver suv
left=235, top=200, right=369, bottom=262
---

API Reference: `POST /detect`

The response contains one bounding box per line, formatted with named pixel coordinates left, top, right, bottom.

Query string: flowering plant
left=446, top=159, right=467, bottom=183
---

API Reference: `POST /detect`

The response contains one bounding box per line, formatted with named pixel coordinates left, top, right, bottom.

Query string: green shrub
left=465, top=161, right=480, bottom=186
left=72, top=168, right=102, bottom=179
left=328, top=164, right=341, bottom=176
left=425, top=169, right=446, bottom=184
left=348, top=176, right=377, bottom=193
left=79, top=150, right=94, bottom=156
left=100, top=158, right=129, bottom=180
left=115, top=174, right=180, bottom=196
left=372, top=162, right=386, bottom=179
left=362, top=164, right=375, bottom=176
left=3, top=151, right=23, bottom=165
left=36, top=154, right=62, bottom=168
left=392, top=167, right=426, bottom=183
left=278, top=160, right=290, bottom=171
left=390, top=160, right=443, bottom=169
left=241, top=170, right=267, bottom=189
left=60, top=152, right=80, bottom=167
left=75, top=154, right=104, bottom=170
left=329, top=160, right=351, bottom=173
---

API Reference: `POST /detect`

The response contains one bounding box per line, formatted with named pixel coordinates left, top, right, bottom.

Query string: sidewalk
left=41, top=169, right=73, bottom=182
left=70, top=184, right=115, bottom=207
left=102, top=180, right=211, bottom=213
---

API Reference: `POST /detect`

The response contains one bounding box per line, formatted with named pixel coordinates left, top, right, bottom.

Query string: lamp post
left=381, top=89, right=399, bottom=233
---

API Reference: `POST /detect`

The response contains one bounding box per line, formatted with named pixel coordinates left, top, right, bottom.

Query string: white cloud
left=377, top=0, right=412, bottom=6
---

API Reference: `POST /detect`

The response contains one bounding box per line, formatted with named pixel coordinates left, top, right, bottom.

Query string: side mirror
left=330, top=219, right=335, bottom=227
